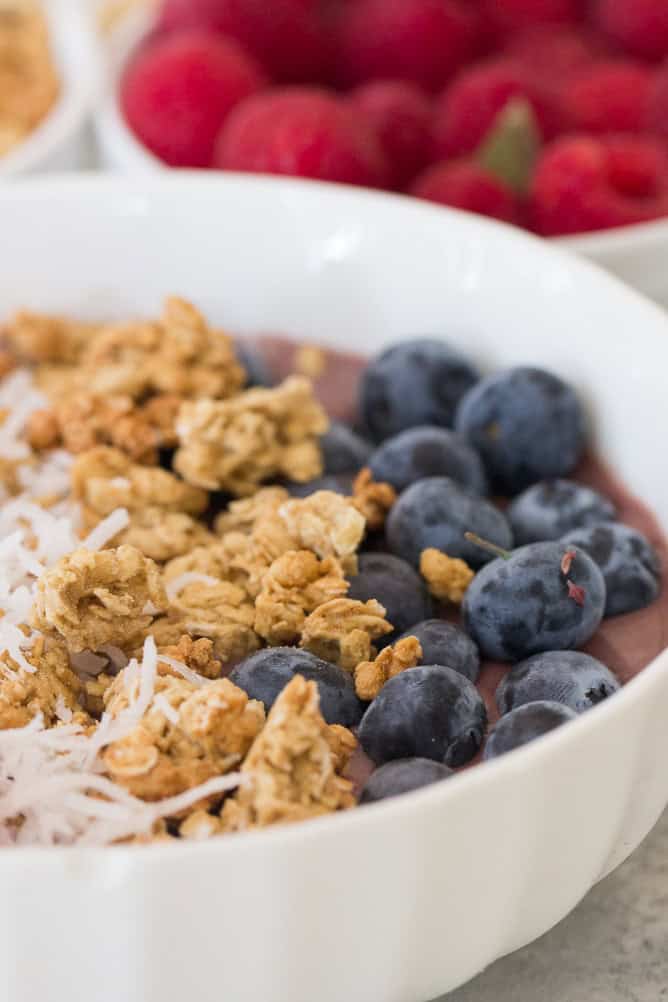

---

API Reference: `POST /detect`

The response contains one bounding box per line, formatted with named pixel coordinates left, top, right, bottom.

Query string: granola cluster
left=0, top=297, right=414, bottom=845
left=0, top=3, right=59, bottom=158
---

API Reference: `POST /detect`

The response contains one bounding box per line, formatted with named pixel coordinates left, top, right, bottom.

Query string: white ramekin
left=94, top=6, right=668, bottom=308
left=0, top=173, right=667, bottom=1002
left=0, top=0, right=102, bottom=178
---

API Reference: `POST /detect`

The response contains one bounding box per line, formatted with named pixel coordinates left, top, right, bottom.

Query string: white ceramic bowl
left=1, top=173, right=668, bottom=1002
left=0, top=0, right=102, bottom=177
left=95, top=7, right=668, bottom=308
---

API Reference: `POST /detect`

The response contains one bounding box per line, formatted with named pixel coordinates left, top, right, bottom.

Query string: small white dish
left=0, top=172, right=667, bottom=1002
left=95, top=6, right=668, bottom=308
left=0, top=0, right=102, bottom=178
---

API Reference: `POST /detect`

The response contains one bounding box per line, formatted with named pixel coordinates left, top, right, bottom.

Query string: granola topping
left=0, top=4, right=59, bottom=158
left=420, top=548, right=475, bottom=605
left=300, top=597, right=392, bottom=670
left=353, top=636, right=423, bottom=701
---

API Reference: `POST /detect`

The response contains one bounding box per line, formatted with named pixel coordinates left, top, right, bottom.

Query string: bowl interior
left=2, top=173, right=667, bottom=526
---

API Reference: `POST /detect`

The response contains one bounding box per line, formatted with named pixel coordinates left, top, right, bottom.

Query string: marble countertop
left=438, top=810, right=668, bottom=1002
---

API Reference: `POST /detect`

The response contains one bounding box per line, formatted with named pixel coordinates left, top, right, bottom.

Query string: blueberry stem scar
left=464, top=532, right=512, bottom=561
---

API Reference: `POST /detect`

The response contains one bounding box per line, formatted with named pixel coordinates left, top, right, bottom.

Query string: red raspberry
left=349, top=80, right=433, bottom=188
left=529, top=134, right=668, bottom=235
left=564, top=62, right=653, bottom=134
left=156, top=0, right=330, bottom=82
left=214, top=87, right=389, bottom=187
left=432, top=61, right=565, bottom=160
left=336, top=0, right=480, bottom=93
left=481, top=0, right=582, bottom=36
left=594, top=0, right=668, bottom=62
left=502, top=26, right=612, bottom=86
left=411, top=159, right=520, bottom=223
left=646, top=62, right=668, bottom=141
left=121, top=30, right=265, bottom=167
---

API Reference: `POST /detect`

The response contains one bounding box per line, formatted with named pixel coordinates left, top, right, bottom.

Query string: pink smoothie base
left=253, top=336, right=668, bottom=786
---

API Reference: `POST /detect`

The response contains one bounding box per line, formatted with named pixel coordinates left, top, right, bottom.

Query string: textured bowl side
left=0, top=176, right=667, bottom=1002
left=0, top=0, right=102, bottom=177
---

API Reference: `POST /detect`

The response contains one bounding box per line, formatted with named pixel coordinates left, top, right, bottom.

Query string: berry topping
left=484, top=700, right=577, bottom=760
left=481, top=0, right=582, bottom=37
left=358, top=665, right=487, bottom=768
left=360, top=757, right=453, bottom=803
left=336, top=0, right=480, bottom=92
left=508, top=478, right=617, bottom=544
left=360, top=338, right=479, bottom=441
left=229, top=647, right=364, bottom=727
left=411, top=160, right=520, bottom=223
left=350, top=79, right=434, bottom=189
left=497, top=650, right=620, bottom=713
left=368, top=425, right=487, bottom=495
left=214, top=87, right=389, bottom=186
left=320, top=421, right=372, bottom=475
left=594, top=0, right=668, bottom=62
left=120, top=30, right=265, bottom=167
left=462, top=541, right=606, bottom=661
left=386, top=476, right=513, bottom=570
left=455, top=367, right=587, bottom=495
left=564, top=61, right=653, bottom=134
left=561, top=523, right=662, bottom=616
left=399, top=619, right=481, bottom=683
left=347, top=552, right=433, bottom=641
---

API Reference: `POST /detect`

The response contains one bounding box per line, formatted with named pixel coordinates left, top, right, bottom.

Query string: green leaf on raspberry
left=476, top=98, right=541, bottom=195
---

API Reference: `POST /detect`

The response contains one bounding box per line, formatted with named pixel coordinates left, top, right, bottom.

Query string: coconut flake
left=153, top=692, right=180, bottom=725
left=82, top=508, right=130, bottom=552
left=166, top=572, right=220, bottom=601
left=158, top=654, right=208, bottom=688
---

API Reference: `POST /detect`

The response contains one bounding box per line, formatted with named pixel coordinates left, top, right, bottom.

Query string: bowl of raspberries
left=96, top=0, right=668, bottom=304
left=3, top=171, right=668, bottom=1002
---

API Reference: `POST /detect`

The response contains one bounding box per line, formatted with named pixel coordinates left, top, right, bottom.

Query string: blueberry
left=497, top=651, right=620, bottom=714
left=483, top=701, right=577, bottom=761
left=360, top=758, right=453, bottom=804
left=462, top=541, right=606, bottom=661
left=229, top=647, right=364, bottom=727
left=561, top=523, right=662, bottom=617
left=359, top=665, right=487, bottom=768
left=235, top=341, right=273, bottom=387
left=399, top=620, right=480, bottom=683
left=508, top=479, right=616, bottom=545
left=360, top=338, right=479, bottom=442
left=347, top=552, right=432, bottom=639
left=286, top=474, right=353, bottom=498
left=369, top=426, right=487, bottom=494
left=386, top=477, right=513, bottom=570
left=455, top=367, right=587, bottom=495
left=321, top=422, right=371, bottom=475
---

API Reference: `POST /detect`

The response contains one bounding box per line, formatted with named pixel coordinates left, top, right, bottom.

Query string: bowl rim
left=0, top=0, right=103, bottom=178
left=2, top=170, right=668, bottom=861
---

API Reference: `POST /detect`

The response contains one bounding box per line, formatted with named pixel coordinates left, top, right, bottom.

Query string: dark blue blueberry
left=462, top=541, right=606, bottom=661
left=360, top=338, right=479, bottom=442
left=229, top=647, right=363, bottom=727
left=360, top=758, right=453, bottom=804
left=561, top=523, right=662, bottom=617
left=321, top=422, right=372, bottom=475
left=496, top=651, right=620, bottom=714
left=286, top=474, right=353, bottom=498
left=369, top=426, right=487, bottom=495
left=508, top=479, right=616, bottom=545
left=347, top=552, right=432, bottom=639
left=455, top=367, right=587, bottom=495
left=235, top=341, right=273, bottom=387
left=358, top=665, right=487, bottom=768
left=483, top=701, right=577, bottom=761
left=386, top=476, right=513, bottom=569
left=399, top=620, right=480, bottom=683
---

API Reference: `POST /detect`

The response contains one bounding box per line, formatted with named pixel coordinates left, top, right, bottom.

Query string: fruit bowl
left=2, top=172, right=668, bottom=1002
left=95, top=6, right=668, bottom=308
left=0, top=0, right=102, bottom=177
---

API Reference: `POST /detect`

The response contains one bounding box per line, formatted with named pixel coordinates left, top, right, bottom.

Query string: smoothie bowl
left=0, top=174, right=667, bottom=1002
